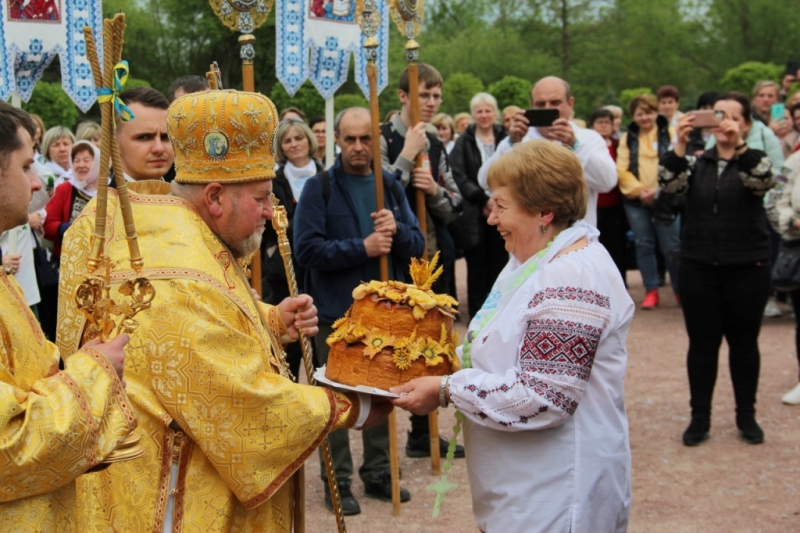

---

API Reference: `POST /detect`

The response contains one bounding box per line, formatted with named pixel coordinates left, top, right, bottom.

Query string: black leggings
left=679, top=260, right=771, bottom=418
left=789, top=288, right=800, bottom=381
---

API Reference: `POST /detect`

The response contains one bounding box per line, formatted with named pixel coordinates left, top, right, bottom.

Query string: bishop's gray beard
left=237, top=229, right=263, bottom=259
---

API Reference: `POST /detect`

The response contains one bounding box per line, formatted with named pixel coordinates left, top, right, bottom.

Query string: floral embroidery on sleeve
left=451, top=287, right=610, bottom=431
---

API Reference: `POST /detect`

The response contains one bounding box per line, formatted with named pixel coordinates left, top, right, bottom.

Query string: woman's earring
left=540, top=224, right=547, bottom=235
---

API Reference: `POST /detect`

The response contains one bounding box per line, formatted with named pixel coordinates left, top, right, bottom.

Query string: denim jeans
left=623, top=200, right=681, bottom=293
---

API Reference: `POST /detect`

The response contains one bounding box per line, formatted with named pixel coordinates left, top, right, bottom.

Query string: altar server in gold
left=58, top=89, right=390, bottom=532
left=0, top=102, right=135, bottom=530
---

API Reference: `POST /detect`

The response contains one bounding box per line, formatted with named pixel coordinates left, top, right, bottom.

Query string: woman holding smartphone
left=660, top=92, right=775, bottom=446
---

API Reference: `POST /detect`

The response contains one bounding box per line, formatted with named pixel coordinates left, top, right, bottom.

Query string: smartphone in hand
left=524, top=109, right=559, bottom=127
left=771, top=103, right=786, bottom=122
left=690, top=110, right=723, bottom=129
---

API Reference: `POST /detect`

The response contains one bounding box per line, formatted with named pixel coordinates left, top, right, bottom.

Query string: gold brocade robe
left=57, top=182, right=358, bottom=532
left=0, top=272, right=136, bottom=532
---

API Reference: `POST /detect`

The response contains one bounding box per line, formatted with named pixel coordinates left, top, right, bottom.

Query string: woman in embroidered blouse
left=659, top=92, right=775, bottom=447
left=393, top=140, right=635, bottom=533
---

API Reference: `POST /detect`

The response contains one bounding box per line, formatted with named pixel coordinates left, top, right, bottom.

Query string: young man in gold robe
left=0, top=103, right=136, bottom=530
left=57, top=89, right=390, bottom=532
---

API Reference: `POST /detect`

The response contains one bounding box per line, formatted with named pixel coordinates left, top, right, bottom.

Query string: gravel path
left=303, top=262, right=800, bottom=532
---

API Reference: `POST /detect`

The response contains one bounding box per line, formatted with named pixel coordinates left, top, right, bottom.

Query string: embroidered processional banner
left=275, top=0, right=389, bottom=100
left=0, top=0, right=103, bottom=111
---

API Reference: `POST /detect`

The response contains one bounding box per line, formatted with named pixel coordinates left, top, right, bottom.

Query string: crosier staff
left=388, top=0, right=442, bottom=477
left=270, top=196, right=347, bottom=533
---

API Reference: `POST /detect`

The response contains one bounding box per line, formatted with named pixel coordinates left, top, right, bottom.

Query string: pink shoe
left=641, top=289, right=659, bottom=309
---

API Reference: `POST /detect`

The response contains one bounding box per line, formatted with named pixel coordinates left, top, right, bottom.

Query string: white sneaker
left=782, top=382, right=800, bottom=405
left=763, top=298, right=782, bottom=318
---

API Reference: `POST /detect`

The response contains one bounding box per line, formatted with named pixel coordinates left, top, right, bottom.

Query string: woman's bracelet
left=734, top=142, right=747, bottom=152
left=439, top=375, right=450, bottom=408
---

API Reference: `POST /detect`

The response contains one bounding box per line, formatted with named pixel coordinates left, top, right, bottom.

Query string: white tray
left=313, top=366, right=402, bottom=398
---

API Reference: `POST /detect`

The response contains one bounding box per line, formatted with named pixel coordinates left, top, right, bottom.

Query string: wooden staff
left=271, top=197, right=347, bottom=533
left=360, top=1, right=401, bottom=514
left=83, top=25, right=112, bottom=272
left=84, top=15, right=143, bottom=273
left=81, top=12, right=146, bottom=466
left=238, top=33, right=263, bottom=297
left=389, top=0, right=441, bottom=477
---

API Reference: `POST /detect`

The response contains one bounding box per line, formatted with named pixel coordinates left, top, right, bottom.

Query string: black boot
left=363, top=470, right=411, bottom=503
left=324, top=479, right=361, bottom=515
left=405, top=431, right=465, bottom=458
left=682, top=416, right=710, bottom=446
left=736, top=414, right=764, bottom=445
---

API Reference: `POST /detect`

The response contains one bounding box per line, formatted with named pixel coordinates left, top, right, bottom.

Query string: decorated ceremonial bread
left=326, top=253, right=460, bottom=391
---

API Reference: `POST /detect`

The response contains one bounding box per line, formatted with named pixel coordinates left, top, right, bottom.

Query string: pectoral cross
left=426, top=474, right=457, bottom=517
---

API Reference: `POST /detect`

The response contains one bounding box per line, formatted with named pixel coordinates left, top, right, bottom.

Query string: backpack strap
left=320, top=167, right=334, bottom=205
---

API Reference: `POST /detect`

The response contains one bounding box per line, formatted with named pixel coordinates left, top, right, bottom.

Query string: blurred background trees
left=24, top=0, right=800, bottom=128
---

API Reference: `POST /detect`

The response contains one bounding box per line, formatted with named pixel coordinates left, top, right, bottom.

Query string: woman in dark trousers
left=450, top=92, right=508, bottom=318
left=659, top=92, right=775, bottom=446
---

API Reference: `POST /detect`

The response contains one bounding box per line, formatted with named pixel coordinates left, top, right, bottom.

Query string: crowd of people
left=2, top=59, right=800, bottom=532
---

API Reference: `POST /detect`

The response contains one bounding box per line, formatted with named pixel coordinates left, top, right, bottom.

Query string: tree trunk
left=561, top=0, right=569, bottom=80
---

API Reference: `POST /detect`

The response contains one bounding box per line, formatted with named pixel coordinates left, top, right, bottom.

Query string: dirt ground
left=303, top=260, right=800, bottom=532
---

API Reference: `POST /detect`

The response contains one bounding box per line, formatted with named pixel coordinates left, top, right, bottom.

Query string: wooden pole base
left=388, top=410, right=401, bottom=516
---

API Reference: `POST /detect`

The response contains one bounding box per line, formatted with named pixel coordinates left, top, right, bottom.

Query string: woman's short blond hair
left=431, top=113, right=455, bottom=137
left=627, top=93, right=658, bottom=116
left=273, top=119, right=318, bottom=165
left=487, top=140, right=587, bottom=226
left=454, top=112, right=471, bottom=126
left=752, top=80, right=779, bottom=98
left=41, top=126, right=76, bottom=162
left=470, top=92, right=499, bottom=116
left=76, top=120, right=101, bottom=142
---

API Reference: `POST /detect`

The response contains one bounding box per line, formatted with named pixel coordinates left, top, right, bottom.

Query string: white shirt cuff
left=353, top=393, right=371, bottom=429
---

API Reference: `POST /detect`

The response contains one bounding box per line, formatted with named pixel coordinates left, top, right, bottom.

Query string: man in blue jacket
left=294, top=107, right=424, bottom=515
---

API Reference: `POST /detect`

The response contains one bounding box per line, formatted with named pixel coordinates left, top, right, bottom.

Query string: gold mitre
left=167, top=89, right=278, bottom=183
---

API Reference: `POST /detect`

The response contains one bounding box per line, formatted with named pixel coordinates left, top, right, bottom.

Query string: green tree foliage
left=487, top=76, right=531, bottom=110
left=619, top=87, right=652, bottom=112
left=268, top=81, right=325, bottom=118
left=22, top=82, right=80, bottom=129
left=27, top=0, right=800, bottom=126
left=123, top=77, right=152, bottom=89
left=442, top=73, right=484, bottom=115
left=720, top=62, right=783, bottom=95
left=334, top=93, right=369, bottom=113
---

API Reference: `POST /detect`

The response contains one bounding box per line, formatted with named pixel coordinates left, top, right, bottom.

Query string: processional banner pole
left=209, top=0, right=272, bottom=297
left=208, top=2, right=347, bottom=531
left=388, top=0, right=442, bottom=477
left=358, top=0, right=404, bottom=515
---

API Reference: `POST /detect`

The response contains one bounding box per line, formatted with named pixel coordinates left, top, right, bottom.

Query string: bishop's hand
left=278, top=294, right=319, bottom=339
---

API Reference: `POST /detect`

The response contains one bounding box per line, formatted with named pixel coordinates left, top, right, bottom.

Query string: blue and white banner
left=0, top=0, right=103, bottom=112
left=276, top=0, right=389, bottom=101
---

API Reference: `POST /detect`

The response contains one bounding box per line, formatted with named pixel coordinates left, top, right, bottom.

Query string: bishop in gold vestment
left=57, top=90, right=365, bottom=532
left=0, top=102, right=136, bottom=532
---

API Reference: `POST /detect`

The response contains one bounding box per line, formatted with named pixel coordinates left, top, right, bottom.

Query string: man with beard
left=57, top=90, right=391, bottom=532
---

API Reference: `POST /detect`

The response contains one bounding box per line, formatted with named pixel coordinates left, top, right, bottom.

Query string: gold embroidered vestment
left=57, top=182, right=358, bottom=532
left=0, top=272, right=135, bottom=531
